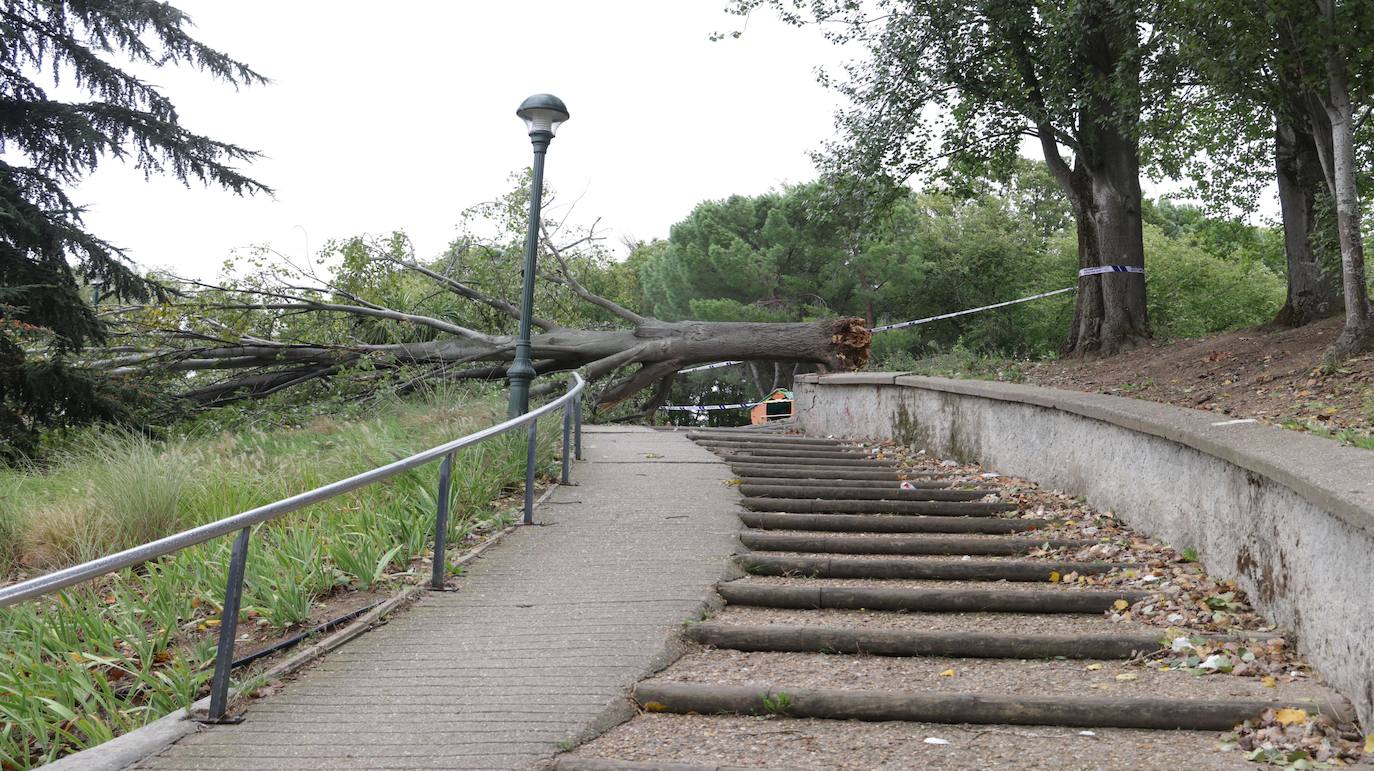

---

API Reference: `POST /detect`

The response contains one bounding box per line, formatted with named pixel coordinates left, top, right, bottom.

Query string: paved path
left=139, top=427, right=741, bottom=770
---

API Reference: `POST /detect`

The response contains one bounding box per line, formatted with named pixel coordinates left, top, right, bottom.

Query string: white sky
left=71, top=1, right=853, bottom=279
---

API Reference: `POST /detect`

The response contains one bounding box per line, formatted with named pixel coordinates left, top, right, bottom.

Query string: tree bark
left=1269, top=114, right=1340, bottom=328
left=1062, top=0, right=1149, bottom=357
left=1312, top=0, right=1373, bottom=359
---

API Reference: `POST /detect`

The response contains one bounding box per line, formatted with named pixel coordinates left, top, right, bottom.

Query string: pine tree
left=0, top=0, right=269, bottom=459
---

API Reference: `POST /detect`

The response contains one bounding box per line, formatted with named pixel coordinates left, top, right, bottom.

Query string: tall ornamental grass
left=0, top=384, right=561, bottom=768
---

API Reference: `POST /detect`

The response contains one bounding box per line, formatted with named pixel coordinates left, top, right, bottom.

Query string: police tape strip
left=666, top=285, right=1078, bottom=406
left=869, top=286, right=1076, bottom=333
left=1078, top=265, right=1144, bottom=276
left=658, top=402, right=758, bottom=412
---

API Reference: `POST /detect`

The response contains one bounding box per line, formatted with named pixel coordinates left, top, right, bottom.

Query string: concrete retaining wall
left=793, top=373, right=1374, bottom=726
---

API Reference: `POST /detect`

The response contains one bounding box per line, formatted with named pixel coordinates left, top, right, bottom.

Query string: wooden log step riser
left=709, top=448, right=881, bottom=461
left=687, top=623, right=1164, bottom=660
left=697, top=440, right=868, bottom=454
left=728, top=465, right=933, bottom=481
left=737, top=477, right=990, bottom=491
left=708, top=450, right=879, bottom=461
left=717, top=582, right=1149, bottom=614
left=738, top=484, right=990, bottom=502
left=717, top=454, right=896, bottom=468
left=738, top=511, right=1056, bottom=534
left=737, top=554, right=1120, bottom=582
left=739, top=531, right=1090, bottom=556
left=555, top=759, right=776, bottom=771
left=741, top=498, right=1016, bottom=516
left=631, top=683, right=1349, bottom=732
left=687, top=432, right=842, bottom=447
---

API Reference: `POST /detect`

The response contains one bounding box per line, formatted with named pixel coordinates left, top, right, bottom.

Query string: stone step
left=737, top=484, right=990, bottom=502
left=717, top=580, right=1148, bottom=614
left=739, top=531, right=1089, bottom=556
left=740, top=497, right=1016, bottom=516
left=738, top=511, right=1055, bottom=534
left=630, top=682, right=1344, bottom=732
left=686, top=622, right=1165, bottom=659
left=736, top=554, right=1121, bottom=582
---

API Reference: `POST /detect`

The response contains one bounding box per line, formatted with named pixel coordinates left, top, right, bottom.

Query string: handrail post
left=523, top=419, right=538, bottom=525
left=561, top=405, right=572, bottom=484
left=430, top=453, right=455, bottom=590
left=206, top=527, right=251, bottom=722
left=573, top=398, right=583, bottom=461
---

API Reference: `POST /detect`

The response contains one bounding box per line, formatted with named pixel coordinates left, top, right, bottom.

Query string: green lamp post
left=507, top=93, right=570, bottom=417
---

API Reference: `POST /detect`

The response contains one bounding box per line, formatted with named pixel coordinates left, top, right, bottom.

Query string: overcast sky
left=70, top=1, right=853, bottom=279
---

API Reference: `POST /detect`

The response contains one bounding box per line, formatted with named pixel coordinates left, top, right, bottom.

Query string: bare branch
left=539, top=222, right=647, bottom=326
left=396, top=257, right=558, bottom=332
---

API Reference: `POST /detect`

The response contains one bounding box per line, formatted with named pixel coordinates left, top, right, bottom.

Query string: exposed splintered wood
left=738, top=531, right=1090, bottom=556
left=739, top=498, right=1016, bottom=516
left=716, top=581, right=1149, bottom=613
left=735, top=554, right=1122, bottom=582
left=736, top=511, right=1055, bottom=534
left=737, top=484, right=988, bottom=502
left=630, top=682, right=1346, bottom=731
left=686, top=622, right=1166, bottom=659
left=726, top=465, right=934, bottom=481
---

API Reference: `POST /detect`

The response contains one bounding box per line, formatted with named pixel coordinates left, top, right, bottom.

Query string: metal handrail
left=0, top=373, right=585, bottom=721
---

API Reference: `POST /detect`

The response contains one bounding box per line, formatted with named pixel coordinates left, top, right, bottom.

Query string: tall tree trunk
left=1060, top=0, right=1148, bottom=357
left=1269, top=115, right=1340, bottom=328
left=1312, top=0, right=1373, bottom=360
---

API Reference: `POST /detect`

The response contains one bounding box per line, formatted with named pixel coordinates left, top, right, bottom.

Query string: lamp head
left=517, top=93, right=570, bottom=136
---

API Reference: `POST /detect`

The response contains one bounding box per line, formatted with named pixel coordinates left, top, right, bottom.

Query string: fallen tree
left=88, top=229, right=871, bottom=415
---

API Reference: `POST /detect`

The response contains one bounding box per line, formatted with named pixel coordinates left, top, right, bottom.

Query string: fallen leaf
left=1048, top=571, right=1061, bottom=583
left=1261, top=676, right=1277, bottom=688
left=1365, top=734, right=1374, bottom=753
left=1113, top=599, right=1129, bottom=611
left=1085, top=663, right=1103, bottom=671
left=938, top=668, right=956, bottom=678
left=1274, top=708, right=1308, bottom=726
left=1115, top=673, right=1138, bottom=682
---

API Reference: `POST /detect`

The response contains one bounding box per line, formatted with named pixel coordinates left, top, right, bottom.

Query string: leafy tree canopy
left=0, top=0, right=268, bottom=459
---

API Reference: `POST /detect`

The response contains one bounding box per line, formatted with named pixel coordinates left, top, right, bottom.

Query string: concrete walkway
left=138, top=427, right=741, bottom=770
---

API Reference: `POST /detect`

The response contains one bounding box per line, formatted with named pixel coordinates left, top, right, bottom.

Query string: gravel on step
left=567, top=713, right=1254, bottom=770
left=653, top=648, right=1334, bottom=704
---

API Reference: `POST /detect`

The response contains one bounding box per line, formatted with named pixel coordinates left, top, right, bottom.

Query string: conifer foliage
left=0, top=0, right=267, bottom=459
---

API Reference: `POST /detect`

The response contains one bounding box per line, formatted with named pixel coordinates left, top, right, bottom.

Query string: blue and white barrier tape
left=658, top=402, right=758, bottom=412
left=869, top=286, right=1075, bottom=333
left=1078, top=265, right=1144, bottom=276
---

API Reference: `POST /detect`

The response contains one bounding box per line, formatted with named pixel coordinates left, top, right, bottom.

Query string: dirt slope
left=1025, top=317, right=1374, bottom=440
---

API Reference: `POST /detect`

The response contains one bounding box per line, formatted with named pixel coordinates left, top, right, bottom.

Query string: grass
left=871, top=346, right=1035, bottom=383
left=0, top=382, right=562, bottom=769
left=1279, top=419, right=1374, bottom=451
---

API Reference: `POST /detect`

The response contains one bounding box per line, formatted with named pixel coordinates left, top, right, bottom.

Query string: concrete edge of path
left=39, top=488, right=558, bottom=771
